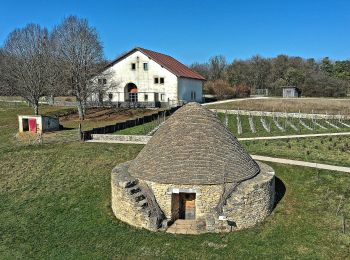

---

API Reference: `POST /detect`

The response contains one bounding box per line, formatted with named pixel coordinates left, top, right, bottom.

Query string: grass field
left=208, top=98, right=350, bottom=115
left=1, top=104, right=350, bottom=258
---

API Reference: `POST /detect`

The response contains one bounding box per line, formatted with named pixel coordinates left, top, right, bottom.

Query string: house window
left=144, top=94, right=148, bottom=102
left=108, top=93, right=113, bottom=100
left=160, top=77, right=164, bottom=84
left=154, top=77, right=159, bottom=84
left=143, top=63, right=148, bottom=71
left=131, top=63, right=136, bottom=70
left=161, top=94, right=165, bottom=101
left=129, top=93, right=138, bottom=102
left=98, top=78, right=107, bottom=85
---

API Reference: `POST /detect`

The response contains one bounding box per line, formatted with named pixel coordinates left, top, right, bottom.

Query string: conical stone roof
left=128, top=102, right=260, bottom=185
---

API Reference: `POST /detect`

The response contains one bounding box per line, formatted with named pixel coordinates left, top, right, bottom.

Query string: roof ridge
left=136, top=47, right=173, bottom=58
left=102, top=47, right=206, bottom=80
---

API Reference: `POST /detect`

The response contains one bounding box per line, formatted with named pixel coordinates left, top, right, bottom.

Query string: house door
left=28, top=118, right=37, bottom=133
left=154, top=93, right=159, bottom=102
left=179, top=193, right=196, bottom=219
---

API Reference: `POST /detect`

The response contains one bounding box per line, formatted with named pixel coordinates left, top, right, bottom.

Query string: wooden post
left=79, top=123, right=82, bottom=141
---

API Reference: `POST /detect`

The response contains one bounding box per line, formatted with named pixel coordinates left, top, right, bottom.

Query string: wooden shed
left=282, top=86, right=301, bottom=98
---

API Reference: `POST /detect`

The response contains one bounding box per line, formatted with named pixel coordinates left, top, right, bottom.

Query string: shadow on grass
left=59, top=126, right=76, bottom=130
left=273, top=176, right=286, bottom=209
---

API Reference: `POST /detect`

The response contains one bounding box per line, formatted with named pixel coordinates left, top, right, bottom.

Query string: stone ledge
left=92, top=134, right=151, bottom=144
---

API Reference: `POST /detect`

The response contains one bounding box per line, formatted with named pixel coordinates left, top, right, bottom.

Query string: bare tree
left=52, top=16, right=104, bottom=120
left=1, top=24, right=53, bottom=114
left=209, top=55, right=227, bottom=81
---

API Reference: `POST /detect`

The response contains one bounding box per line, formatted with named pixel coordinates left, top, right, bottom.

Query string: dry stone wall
left=145, top=181, right=223, bottom=220
left=223, top=162, right=275, bottom=230
left=92, top=134, right=151, bottom=144
left=111, top=161, right=275, bottom=233
left=111, top=163, right=152, bottom=230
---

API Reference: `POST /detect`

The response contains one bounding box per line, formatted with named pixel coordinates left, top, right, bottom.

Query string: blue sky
left=0, top=0, right=349, bottom=64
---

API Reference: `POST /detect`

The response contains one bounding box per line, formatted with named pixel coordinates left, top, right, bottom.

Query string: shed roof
left=128, top=103, right=260, bottom=185
left=103, top=47, right=206, bottom=80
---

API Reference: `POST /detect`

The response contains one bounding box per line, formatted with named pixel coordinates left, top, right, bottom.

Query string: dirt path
left=202, top=97, right=267, bottom=106
left=252, top=155, right=350, bottom=173
left=238, top=132, right=350, bottom=141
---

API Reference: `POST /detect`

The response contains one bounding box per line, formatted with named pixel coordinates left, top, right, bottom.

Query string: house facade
left=92, top=47, right=205, bottom=107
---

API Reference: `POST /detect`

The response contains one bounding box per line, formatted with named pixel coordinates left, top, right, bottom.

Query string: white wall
left=98, top=51, right=178, bottom=102
left=178, top=78, right=203, bottom=103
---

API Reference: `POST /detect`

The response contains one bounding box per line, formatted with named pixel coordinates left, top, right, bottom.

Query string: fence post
left=79, top=123, right=82, bottom=141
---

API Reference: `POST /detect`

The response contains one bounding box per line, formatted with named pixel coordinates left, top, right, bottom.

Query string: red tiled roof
left=104, top=47, right=206, bottom=80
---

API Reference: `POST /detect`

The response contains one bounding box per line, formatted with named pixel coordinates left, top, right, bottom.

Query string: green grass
left=114, top=117, right=167, bottom=135
left=1, top=105, right=350, bottom=258
left=218, top=113, right=350, bottom=138
left=114, top=120, right=158, bottom=135
left=244, top=136, right=350, bottom=167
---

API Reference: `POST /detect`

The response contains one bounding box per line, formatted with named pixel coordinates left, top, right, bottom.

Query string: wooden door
left=28, top=118, right=37, bottom=133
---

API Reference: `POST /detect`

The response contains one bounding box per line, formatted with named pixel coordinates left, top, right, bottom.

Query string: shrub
left=234, top=84, right=251, bottom=98
left=206, top=80, right=236, bottom=100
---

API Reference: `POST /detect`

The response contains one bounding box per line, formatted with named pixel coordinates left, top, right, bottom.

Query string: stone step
left=133, top=193, right=146, bottom=202
left=126, top=186, right=141, bottom=195
left=166, top=220, right=204, bottom=235
left=137, top=199, right=148, bottom=207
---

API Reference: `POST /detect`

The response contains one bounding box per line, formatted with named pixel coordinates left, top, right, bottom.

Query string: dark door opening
left=125, top=83, right=138, bottom=102
left=22, top=118, right=29, bottom=131
left=179, top=193, right=196, bottom=219
left=154, top=93, right=159, bottom=102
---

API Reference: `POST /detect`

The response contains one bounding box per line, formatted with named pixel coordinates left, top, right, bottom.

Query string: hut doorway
left=172, top=193, right=196, bottom=220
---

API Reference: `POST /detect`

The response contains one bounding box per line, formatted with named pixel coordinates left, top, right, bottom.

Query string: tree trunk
left=82, top=100, right=86, bottom=117
left=33, top=101, right=39, bottom=115
left=77, top=103, right=85, bottom=120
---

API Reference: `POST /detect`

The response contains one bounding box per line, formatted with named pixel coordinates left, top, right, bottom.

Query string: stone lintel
left=166, top=187, right=201, bottom=195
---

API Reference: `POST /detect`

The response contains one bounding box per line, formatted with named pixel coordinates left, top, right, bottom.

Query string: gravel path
left=252, top=155, right=350, bottom=173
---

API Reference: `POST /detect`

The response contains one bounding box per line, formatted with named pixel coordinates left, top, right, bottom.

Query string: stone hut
left=111, top=102, right=275, bottom=233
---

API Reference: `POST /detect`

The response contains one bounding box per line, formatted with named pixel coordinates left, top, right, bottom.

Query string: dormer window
left=131, top=63, right=136, bottom=70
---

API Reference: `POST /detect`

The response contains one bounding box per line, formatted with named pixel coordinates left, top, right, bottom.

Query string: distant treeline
left=190, top=55, right=350, bottom=98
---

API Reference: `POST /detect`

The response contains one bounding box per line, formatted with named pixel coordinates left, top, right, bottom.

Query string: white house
left=92, top=47, right=205, bottom=107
